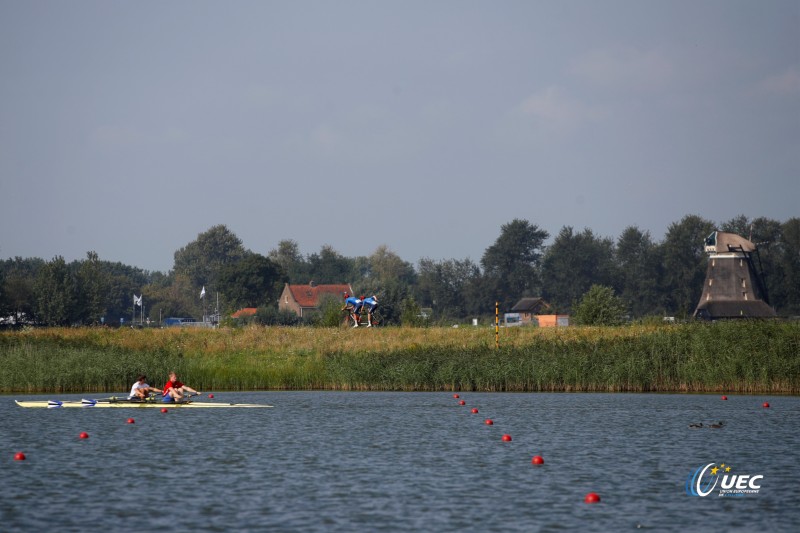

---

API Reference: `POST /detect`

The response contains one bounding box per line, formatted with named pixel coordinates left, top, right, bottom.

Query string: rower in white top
left=128, top=375, right=161, bottom=400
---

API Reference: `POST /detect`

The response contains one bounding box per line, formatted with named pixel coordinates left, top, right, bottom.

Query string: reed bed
left=1, top=321, right=798, bottom=394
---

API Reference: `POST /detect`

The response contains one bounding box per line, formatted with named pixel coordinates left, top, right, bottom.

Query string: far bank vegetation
left=1, top=321, right=798, bottom=394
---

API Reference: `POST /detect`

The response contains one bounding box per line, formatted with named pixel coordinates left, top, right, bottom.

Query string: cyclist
left=362, top=295, right=379, bottom=327
left=342, top=293, right=363, bottom=327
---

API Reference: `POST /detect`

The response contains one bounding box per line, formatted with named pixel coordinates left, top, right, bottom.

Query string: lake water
left=1, top=391, right=798, bottom=532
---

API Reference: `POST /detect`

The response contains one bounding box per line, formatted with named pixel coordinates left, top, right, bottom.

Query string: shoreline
left=2, top=321, right=798, bottom=394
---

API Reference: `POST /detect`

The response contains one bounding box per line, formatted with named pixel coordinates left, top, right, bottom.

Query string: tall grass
left=1, top=321, right=798, bottom=393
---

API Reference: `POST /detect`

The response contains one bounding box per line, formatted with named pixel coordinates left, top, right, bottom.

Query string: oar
left=85, top=396, right=158, bottom=404
left=46, top=396, right=143, bottom=406
left=47, top=399, right=108, bottom=407
left=78, top=396, right=123, bottom=404
left=47, top=395, right=155, bottom=407
left=178, top=392, right=202, bottom=404
left=44, top=397, right=114, bottom=407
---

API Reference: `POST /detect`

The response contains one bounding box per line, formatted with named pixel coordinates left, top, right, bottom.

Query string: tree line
left=1, top=214, right=798, bottom=327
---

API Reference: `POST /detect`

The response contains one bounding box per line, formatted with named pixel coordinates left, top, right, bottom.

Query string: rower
left=162, top=372, right=200, bottom=403
left=128, top=375, right=161, bottom=401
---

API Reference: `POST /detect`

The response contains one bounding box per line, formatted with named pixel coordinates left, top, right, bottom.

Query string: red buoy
left=763, top=402, right=770, bottom=408
left=501, top=434, right=512, bottom=442
left=721, top=395, right=728, bottom=400
left=485, top=419, right=494, bottom=425
left=459, top=400, right=466, bottom=406
left=532, top=455, right=544, bottom=465
left=14, top=452, right=26, bottom=461
left=584, top=492, right=601, bottom=503
left=208, top=394, right=214, bottom=399
left=79, top=432, right=89, bottom=439
left=453, top=394, right=460, bottom=399
left=126, top=418, right=135, bottom=424
left=161, top=407, right=168, bottom=413
left=471, top=408, right=479, bottom=414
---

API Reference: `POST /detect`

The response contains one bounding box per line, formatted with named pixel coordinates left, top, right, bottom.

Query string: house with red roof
left=231, top=308, right=258, bottom=319
left=278, top=282, right=353, bottom=318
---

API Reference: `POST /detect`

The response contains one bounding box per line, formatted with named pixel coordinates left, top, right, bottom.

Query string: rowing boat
left=15, top=399, right=273, bottom=409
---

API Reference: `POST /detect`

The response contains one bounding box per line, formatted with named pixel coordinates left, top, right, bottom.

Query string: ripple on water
left=1, top=391, right=798, bottom=532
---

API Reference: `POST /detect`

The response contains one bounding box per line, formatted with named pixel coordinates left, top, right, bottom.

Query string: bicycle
left=366, top=307, right=383, bottom=327
left=341, top=306, right=383, bottom=327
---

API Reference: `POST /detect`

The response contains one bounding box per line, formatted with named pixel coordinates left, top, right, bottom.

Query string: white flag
left=134, top=295, right=142, bottom=307
left=200, top=286, right=206, bottom=299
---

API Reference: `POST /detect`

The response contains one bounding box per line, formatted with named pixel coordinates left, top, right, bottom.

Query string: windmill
left=693, top=231, right=776, bottom=320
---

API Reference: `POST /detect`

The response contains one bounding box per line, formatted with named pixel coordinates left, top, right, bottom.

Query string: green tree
left=359, top=245, right=416, bottom=295
left=142, top=273, right=196, bottom=323
left=75, top=251, right=108, bottom=324
left=367, top=245, right=415, bottom=285
left=306, top=245, right=355, bottom=284
left=480, top=219, right=549, bottom=311
left=311, top=293, right=348, bottom=327
left=139, top=273, right=173, bottom=324
left=217, top=253, right=286, bottom=309
left=660, top=215, right=715, bottom=317
left=116, top=270, right=151, bottom=325
left=34, top=256, right=76, bottom=326
left=173, top=225, right=247, bottom=290
left=540, top=227, right=618, bottom=313
left=616, top=226, right=664, bottom=317
left=0, top=257, right=43, bottom=322
left=400, top=297, right=427, bottom=327
left=572, top=285, right=628, bottom=326
left=777, top=218, right=800, bottom=315
left=250, top=306, right=302, bottom=326
left=416, top=257, right=481, bottom=319
left=268, top=239, right=309, bottom=283
left=1, top=271, right=34, bottom=321
left=362, top=280, right=410, bottom=326
left=719, top=214, right=753, bottom=239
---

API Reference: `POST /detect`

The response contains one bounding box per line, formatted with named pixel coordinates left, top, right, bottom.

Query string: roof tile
left=288, top=284, right=351, bottom=307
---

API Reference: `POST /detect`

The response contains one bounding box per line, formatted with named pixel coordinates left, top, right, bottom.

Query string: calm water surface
left=1, top=391, right=798, bottom=532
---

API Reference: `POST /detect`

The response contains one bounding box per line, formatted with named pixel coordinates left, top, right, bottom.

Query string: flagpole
left=133, top=295, right=143, bottom=326
left=200, top=286, right=206, bottom=324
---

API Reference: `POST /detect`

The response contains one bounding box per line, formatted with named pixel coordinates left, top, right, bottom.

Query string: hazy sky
left=1, top=1, right=798, bottom=273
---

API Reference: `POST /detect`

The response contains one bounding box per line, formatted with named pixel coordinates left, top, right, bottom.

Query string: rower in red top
left=162, top=371, right=200, bottom=403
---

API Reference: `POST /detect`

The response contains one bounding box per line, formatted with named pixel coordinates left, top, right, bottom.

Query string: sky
left=1, top=0, right=798, bottom=273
